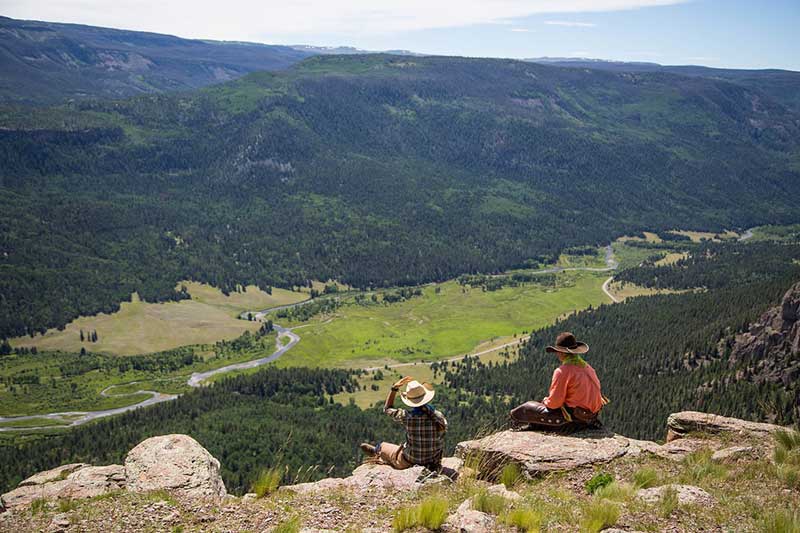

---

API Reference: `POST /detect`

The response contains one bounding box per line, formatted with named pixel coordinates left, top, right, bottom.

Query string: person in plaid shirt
left=360, top=376, right=448, bottom=471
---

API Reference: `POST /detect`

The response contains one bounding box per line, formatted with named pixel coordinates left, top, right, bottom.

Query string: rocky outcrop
left=0, top=411, right=786, bottom=516
left=666, top=411, right=782, bottom=442
left=125, top=434, right=227, bottom=499
left=1, top=464, right=125, bottom=510
left=726, top=281, right=800, bottom=415
left=284, top=457, right=463, bottom=495
left=455, top=428, right=650, bottom=478
left=1, top=434, right=225, bottom=511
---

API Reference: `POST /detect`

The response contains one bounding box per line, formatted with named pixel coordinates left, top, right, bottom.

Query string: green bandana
left=562, top=354, right=587, bottom=367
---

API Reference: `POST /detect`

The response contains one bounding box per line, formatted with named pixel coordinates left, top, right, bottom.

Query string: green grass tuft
left=472, top=489, right=509, bottom=515
left=392, top=496, right=449, bottom=532
left=593, top=481, right=634, bottom=502
left=30, top=497, right=47, bottom=515
left=500, top=462, right=523, bottom=489
left=504, top=507, right=542, bottom=532
left=585, top=471, right=614, bottom=495
left=774, top=429, right=800, bottom=490
left=252, top=466, right=283, bottom=498
left=273, top=516, right=301, bottom=533
left=632, top=467, right=660, bottom=489
left=417, top=497, right=449, bottom=530
left=659, top=486, right=679, bottom=518
left=392, top=506, right=419, bottom=532
left=760, top=508, right=800, bottom=533
left=57, top=498, right=78, bottom=512
left=681, top=449, right=728, bottom=483
left=580, top=498, right=620, bottom=532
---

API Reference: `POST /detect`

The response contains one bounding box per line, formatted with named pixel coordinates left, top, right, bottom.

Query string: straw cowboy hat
left=545, top=331, right=589, bottom=354
left=400, top=380, right=435, bottom=407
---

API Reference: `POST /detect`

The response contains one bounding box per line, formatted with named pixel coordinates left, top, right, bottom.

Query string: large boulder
left=455, top=428, right=636, bottom=478
left=666, top=411, right=782, bottom=442
left=284, top=457, right=463, bottom=495
left=1, top=464, right=125, bottom=510
left=124, top=434, right=226, bottom=499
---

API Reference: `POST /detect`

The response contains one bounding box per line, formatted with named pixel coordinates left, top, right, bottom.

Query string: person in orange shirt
left=510, top=331, right=606, bottom=430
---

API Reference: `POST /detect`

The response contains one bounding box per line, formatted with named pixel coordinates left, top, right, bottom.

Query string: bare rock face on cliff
left=728, top=281, right=800, bottom=406
left=125, top=434, right=227, bottom=499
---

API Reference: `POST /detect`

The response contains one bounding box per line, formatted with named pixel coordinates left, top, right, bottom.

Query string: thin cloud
left=1, top=0, right=690, bottom=41
left=510, top=28, right=534, bottom=33
left=545, top=21, right=597, bottom=27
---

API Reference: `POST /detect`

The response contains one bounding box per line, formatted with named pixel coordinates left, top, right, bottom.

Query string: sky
left=2, top=0, right=798, bottom=70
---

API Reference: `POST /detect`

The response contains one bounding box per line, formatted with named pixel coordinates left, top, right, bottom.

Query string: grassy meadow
left=277, top=270, right=610, bottom=369
left=11, top=283, right=307, bottom=356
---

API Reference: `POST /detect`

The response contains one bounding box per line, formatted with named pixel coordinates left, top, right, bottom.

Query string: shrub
left=760, top=508, right=800, bottom=533
left=500, top=463, right=523, bottom=489
left=632, top=467, right=660, bottom=489
left=659, top=486, right=679, bottom=518
left=252, top=466, right=283, bottom=498
left=585, top=472, right=614, bottom=495
left=580, top=498, right=620, bottom=532
left=472, top=489, right=508, bottom=515
left=504, top=507, right=542, bottom=532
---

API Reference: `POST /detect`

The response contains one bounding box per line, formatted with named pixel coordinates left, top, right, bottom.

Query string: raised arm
left=385, top=376, right=413, bottom=411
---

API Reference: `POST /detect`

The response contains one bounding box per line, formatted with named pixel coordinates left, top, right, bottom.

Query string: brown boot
left=359, top=443, right=376, bottom=456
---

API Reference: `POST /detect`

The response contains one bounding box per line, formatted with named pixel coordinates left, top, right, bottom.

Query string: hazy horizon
left=2, top=0, right=798, bottom=71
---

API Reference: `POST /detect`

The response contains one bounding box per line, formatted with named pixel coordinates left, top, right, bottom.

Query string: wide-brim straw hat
left=545, top=331, right=589, bottom=354
left=401, top=380, right=435, bottom=407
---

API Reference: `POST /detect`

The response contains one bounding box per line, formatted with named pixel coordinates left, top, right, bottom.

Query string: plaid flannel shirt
left=385, top=406, right=448, bottom=466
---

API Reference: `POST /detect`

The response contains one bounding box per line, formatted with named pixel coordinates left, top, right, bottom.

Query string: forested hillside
left=2, top=239, right=798, bottom=494
left=2, top=54, right=800, bottom=338
left=0, top=16, right=312, bottom=104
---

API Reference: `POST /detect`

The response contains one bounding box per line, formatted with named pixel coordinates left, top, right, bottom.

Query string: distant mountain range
left=0, top=16, right=419, bottom=104
left=528, top=57, right=800, bottom=112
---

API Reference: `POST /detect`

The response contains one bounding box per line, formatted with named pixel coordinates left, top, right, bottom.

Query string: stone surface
left=486, top=484, right=521, bottom=501
left=712, top=446, right=754, bottom=462
left=125, top=434, right=227, bottom=499
left=444, top=499, right=495, bottom=532
left=637, top=484, right=715, bottom=506
left=47, top=513, right=71, bottom=531
left=1, top=464, right=125, bottom=510
left=284, top=457, right=463, bottom=495
left=18, top=463, right=88, bottom=487
left=455, top=428, right=635, bottom=477
left=666, top=411, right=782, bottom=442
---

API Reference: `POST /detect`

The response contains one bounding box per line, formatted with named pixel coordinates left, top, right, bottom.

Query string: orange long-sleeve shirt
left=542, top=363, right=603, bottom=413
